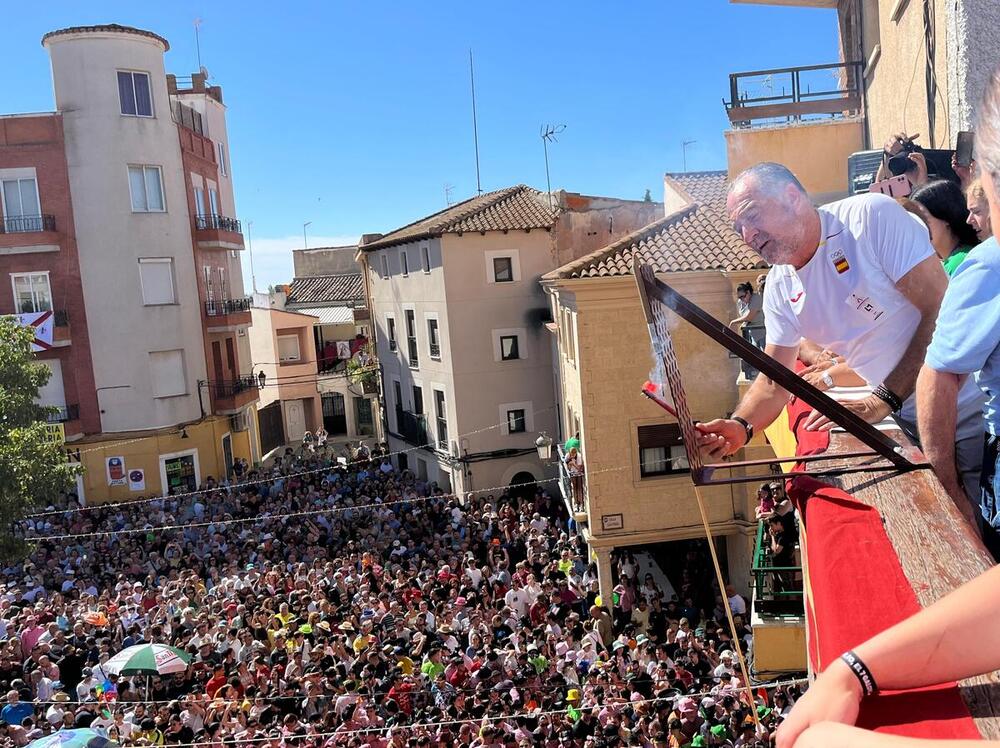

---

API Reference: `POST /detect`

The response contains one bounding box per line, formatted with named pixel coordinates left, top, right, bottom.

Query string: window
left=427, top=318, right=441, bottom=359
left=401, top=251, right=409, bottom=277
left=203, top=266, right=214, bottom=302
left=493, top=256, right=514, bottom=283
left=208, top=188, right=219, bottom=216
left=217, top=143, right=228, bottom=176
left=393, top=380, right=403, bottom=416
left=412, top=385, right=423, bottom=415
left=405, top=309, right=418, bottom=367
left=218, top=266, right=227, bottom=299
left=637, top=424, right=690, bottom=478
left=138, top=258, right=176, bottom=305
left=11, top=272, right=52, bottom=313
left=387, top=316, right=397, bottom=351
left=128, top=165, right=165, bottom=212
left=381, top=255, right=389, bottom=279
left=149, top=350, right=186, bottom=398
left=434, top=390, right=448, bottom=450
left=421, top=245, right=431, bottom=273
left=507, top=409, right=526, bottom=434
left=194, top=186, right=206, bottom=217
left=277, top=334, right=301, bottom=362
left=1, top=177, right=40, bottom=228
left=500, top=335, right=520, bottom=361
left=118, top=71, right=153, bottom=117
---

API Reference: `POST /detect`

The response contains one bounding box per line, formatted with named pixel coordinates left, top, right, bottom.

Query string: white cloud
left=239, top=234, right=361, bottom=292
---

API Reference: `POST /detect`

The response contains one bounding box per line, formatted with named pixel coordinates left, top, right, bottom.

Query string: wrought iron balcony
left=46, top=404, right=80, bottom=423
left=214, top=375, right=259, bottom=398
left=751, top=520, right=804, bottom=617
left=396, top=409, right=427, bottom=446
left=195, top=214, right=242, bottom=234
left=1, top=214, right=56, bottom=234
left=725, top=61, right=863, bottom=129
left=205, top=297, right=252, bottom=317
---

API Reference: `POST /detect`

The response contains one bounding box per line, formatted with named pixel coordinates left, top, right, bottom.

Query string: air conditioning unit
left=847, top=149, right=884, bottom=195
left=230, top=412, right=250, bottom=432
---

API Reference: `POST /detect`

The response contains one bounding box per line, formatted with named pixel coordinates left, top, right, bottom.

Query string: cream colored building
left=542, top=172, right=767, bottom=601
left=361, top=187, right=660, bottom=495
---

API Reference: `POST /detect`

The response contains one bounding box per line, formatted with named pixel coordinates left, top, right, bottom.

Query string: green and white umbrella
left=104, top=643, right=191, bottom=676
left=28, top=729, right=119, bottom=748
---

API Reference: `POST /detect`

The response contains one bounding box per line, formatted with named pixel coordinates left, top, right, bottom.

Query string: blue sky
left=4, top=2, right=839, bottom=290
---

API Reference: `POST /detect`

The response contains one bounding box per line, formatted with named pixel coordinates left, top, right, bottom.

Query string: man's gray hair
left=728, top=162, right=807, bottom=199
left=977, top=66, right=1000, bottom=178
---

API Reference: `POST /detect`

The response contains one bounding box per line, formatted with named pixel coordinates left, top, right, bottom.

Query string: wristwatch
left=821, top=372, right=835, bottom=389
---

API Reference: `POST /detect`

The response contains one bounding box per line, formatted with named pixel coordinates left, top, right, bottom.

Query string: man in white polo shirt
left=695, top=163, right=985, bottom=523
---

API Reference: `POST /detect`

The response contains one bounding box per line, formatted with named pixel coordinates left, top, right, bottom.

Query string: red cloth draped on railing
left=782, top=389, right=980, bottom=739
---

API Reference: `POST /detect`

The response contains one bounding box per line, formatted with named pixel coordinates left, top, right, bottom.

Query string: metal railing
left=205, top=297, right=252, bottom=317
left=751, top=520, right=804, bottom=617
left=396, top=409, right=427, bottom=446
left=725, top=61, right=864, bottom=129
left=557, top=443, right=587, bottom=513
left=214, top=375, right=259, bottom=399
left=195, top=214, right=242, bottom=233
left=45, top=404, right=79, bottom=423
left=429, top=341, right=441, bottom=359
left=1, top=214, right=56, bottom=234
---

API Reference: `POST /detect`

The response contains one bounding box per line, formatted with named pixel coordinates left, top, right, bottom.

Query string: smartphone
left=868, top=174, right=911, bottom=198
left=956, top=131, right=975, bottom=167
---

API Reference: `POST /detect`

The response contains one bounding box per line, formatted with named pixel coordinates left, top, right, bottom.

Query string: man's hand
left=801, top=367, right=834, bottom=392
left=694, top=420, right=747, bottom=459
left=792, top=722, right=907, bottom=748
left=801, top=395, right=891, bottom=431
left=907, top=152, right=929, bottom=187
left=776, top=658, right=863, bottom=748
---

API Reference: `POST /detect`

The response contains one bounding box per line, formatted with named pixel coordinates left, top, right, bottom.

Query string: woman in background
left=967, top=178, right=994, bottom=242
left=912, top=179, right=981, bottom=276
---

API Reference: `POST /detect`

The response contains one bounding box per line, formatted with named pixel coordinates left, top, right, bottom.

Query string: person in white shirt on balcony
left=694, top=162, right=986, bottom=525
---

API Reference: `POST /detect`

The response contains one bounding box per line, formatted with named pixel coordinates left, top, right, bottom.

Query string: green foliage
left=643, top=189, right=653, bottom=202
left=0, top=317, right=79, bottom=559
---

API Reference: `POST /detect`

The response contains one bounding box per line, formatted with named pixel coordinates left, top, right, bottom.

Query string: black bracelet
left=873, top=383, right=903, bottom=413
left=732, top=416, right=754, bottom=444
left=841, top=650, right=879, bottom=697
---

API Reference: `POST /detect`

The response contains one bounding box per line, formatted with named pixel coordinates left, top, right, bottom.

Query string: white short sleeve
left=864, top=194, right=935, bottom=283
left=762, top=273, right=800, bottom=347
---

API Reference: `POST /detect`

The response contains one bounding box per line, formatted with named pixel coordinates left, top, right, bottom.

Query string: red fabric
left=783, top=394, right=980, bottom=738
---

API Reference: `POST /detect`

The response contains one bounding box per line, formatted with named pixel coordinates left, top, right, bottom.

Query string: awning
left=301, top=306, right=355, bottom=325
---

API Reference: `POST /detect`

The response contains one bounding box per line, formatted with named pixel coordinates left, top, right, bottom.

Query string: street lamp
left=535, top=432, right=554, bottom=461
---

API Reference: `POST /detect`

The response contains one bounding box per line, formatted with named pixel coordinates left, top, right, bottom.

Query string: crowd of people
left=0, top=442, right=797, bottom=747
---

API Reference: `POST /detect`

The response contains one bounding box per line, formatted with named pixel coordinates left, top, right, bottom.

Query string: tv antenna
left=541, top=124, right=566, bottom=210
left=469, top=50, right=483, bottom=195
left=193, top=18, right=204, bottom=71
left=682, top=139, right=697, bottom=172
left=444, top=183, right=455, bottom=206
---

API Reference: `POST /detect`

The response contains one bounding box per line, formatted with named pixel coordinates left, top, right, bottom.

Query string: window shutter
left=149, top=350, right=186, bottom=397
left=637, top=424, right=684, bottom=449
left=139, top=259, right=175, bottom=305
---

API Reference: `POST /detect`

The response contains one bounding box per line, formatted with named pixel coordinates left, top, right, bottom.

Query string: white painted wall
left=45, top=29, right=206, bottom=431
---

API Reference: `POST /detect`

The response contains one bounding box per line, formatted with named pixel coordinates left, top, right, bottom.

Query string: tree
left=643, top=189, right=653, bottom=202
left=0, top=317, right=79, bottom=559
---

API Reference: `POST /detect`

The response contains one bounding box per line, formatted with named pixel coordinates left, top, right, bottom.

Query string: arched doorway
left=509, top=471, right=537, bottom=501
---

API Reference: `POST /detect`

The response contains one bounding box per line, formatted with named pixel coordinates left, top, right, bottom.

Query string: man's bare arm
left=695, top=343, right=799, bottom=458
left=884, top=256, right=948, bottom=399
left=915, top=365, right=973, bottom=523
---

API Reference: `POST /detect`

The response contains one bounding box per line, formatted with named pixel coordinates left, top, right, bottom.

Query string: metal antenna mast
left=682, top=139, right=697, bottom=172
left=469, top=50, right=483, bottom=195
left=193, top=18, right=203, bottom=70
left=540, top=124, right=566, bottom=210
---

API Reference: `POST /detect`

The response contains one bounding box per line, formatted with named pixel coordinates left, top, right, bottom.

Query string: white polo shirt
left=763, top=193, right=984, bottom=438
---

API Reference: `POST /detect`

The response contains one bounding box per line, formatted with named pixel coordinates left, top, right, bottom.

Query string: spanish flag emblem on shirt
left=831, top=248, right=850, bottom=274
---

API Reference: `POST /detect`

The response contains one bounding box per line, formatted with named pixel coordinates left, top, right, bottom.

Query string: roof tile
left=285, top=274, right=364, bottom=305
left=362, top=185, right=556, bottom=250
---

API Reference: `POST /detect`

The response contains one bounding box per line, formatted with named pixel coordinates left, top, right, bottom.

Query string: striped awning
left=301, top=306, right=355, bottom=325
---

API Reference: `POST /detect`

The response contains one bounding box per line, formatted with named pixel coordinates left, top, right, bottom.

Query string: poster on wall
left=106, top=456, right=127, bottom=487
left=128, top=469, right=145, bottom=492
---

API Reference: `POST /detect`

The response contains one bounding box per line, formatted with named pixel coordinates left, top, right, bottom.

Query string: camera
left=887, top=139, right=922, bottom=176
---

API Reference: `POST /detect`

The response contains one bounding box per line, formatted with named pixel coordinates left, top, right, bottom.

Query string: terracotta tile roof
left=42, top=24, right=170, bottom=51
left=547, top=172, right=765, bottom=279
left=663, top=170, right=730, bottom=212
left=285, top=274, right=364, bottom=305
left=362, top=185, right=556, bottom=250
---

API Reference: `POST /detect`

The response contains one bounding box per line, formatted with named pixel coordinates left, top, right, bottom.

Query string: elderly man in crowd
left=0, top=441, right=789, bottom=746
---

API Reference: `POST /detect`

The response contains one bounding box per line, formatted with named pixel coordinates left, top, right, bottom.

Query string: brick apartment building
left=0, top=24, right=259, bottom=502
